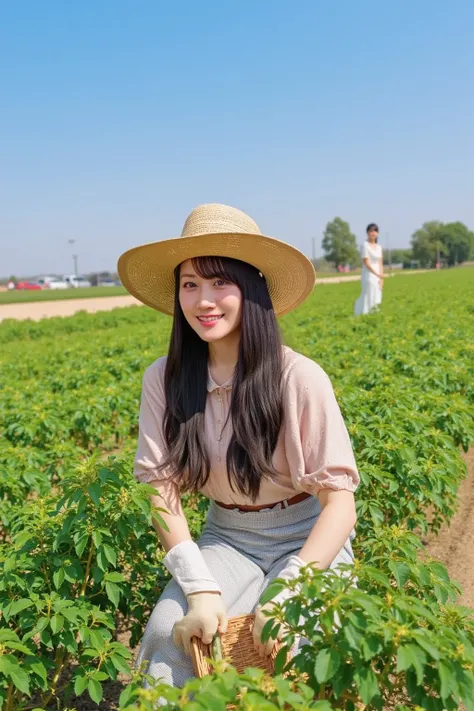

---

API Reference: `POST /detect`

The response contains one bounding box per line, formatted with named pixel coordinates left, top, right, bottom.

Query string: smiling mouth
left=197, top=315, right=224, bottom=323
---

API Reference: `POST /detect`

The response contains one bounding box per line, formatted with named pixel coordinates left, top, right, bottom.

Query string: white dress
left=354, top=241, right=383, bottom=315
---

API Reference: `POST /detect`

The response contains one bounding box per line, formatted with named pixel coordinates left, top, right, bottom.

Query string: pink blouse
left=134, top=346, right=359, bottom=505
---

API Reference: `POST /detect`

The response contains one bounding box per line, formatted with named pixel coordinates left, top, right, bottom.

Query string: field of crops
left=1, top=269, right=473, bottom=711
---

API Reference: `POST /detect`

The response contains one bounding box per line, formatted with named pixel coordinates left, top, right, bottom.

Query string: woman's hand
left=379, top=277, right=384, bottom=289
left=253, top=593, right=291, bottom=657
left=173, top=591, right=228, bottom=656
left=253, top=556, right=305, bottom=657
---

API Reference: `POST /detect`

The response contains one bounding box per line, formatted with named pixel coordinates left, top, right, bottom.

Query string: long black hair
left=159, top=255, right=283, bottom=501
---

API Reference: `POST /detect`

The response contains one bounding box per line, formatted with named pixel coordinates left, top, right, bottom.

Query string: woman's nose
left=196, top=287, right=216, bottom=308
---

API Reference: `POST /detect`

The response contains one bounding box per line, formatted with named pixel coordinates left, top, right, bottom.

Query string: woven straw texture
left=117, top=203, right=315, bottom=316
left=190, top=613, right=285, bottom=678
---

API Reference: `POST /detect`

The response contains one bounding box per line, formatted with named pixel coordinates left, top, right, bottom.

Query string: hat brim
left=117, top=232, right=315, bottom=316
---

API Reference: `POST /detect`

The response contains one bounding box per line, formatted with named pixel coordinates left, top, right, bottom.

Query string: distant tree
left=311, top=258, right=333, bottom=273
left=321, top=218, right=359, bottom=268
left=411, top=221, right=445, bottom=267
left=411, top=220, right=474, bottom=267
left=384, top=249, right=412, bottom=266
left=438, top=222, right=474, bottom=266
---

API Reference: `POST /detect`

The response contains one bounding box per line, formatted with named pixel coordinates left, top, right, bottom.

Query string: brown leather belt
left=214, top=491, right=311, bottom=512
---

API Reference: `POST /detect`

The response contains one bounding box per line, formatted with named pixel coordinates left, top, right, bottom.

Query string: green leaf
left=360, top=635, right=382, bottom=661
left=29, top=661, right=47, bottom=683
left=92, top=530, right=102, bottom=547
left=0, top=630, right=21, bottom=642
left=104, top=571, right=125, bottom=583
left=88, top=482, right=102, bottom=506
left=119, top=684, right=138, bottom=708
left=388, top=560, right=411, bottom=588
left=344, top=623, right=362, bottom=649
left=9, top=598, right=34, bottom=616
left=53, top=568, right=65, bottom=589
left=14, top=531, right=33, bottom=547
left=10, top=668, right=30, bottom=695
left=105, top=581, right=120, bottom=607
left=75, top=534, right=89, bottom=557
left=89, top=629, right=107, bottom=651
left=62, top=607, right=80, bottom=623
left=273, top=646, right=289, bottom=676
left=6, top=642, right=31, bottom=655
left=411, top=631, right=440, bottom=660
left=438, top=660, right=456, bottom=700
left=315, top=648, right=340, bottom=683
left=354, top=666, right=379, bottom=705
left=259, top=581, right=285, bottom=606
left=151, top=511, right=170, bottom=532
left=34, top=617, right=50, bottom=634
left=103, top=544, right=117, bottom=566
left=88, top=677, right=103, bottom=704
left=50, top=614, right=64, bottom=635
left=111, top=654, right=131, bottom=674
left=74, top=675, right=89, bottom=696
left=396, top=644, right=426, bottom=685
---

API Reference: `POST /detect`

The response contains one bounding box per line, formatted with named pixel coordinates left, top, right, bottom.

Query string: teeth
left=198, top=316, right=221, bottom=321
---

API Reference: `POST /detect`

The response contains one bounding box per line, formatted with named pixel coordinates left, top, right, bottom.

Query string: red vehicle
left=15, top=281, right=42, bottom=290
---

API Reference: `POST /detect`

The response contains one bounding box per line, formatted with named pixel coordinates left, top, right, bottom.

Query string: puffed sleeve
left=134, top=357, right=174, bottom=484
left=361, top=241, right=369, bottom=259
left=283, top=356, right=359, bottom=495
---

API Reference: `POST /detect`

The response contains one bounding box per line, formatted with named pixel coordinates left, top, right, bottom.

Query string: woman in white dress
left=354, top=223, right=384, bottom=315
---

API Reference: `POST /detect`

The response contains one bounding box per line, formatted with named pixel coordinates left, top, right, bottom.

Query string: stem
left=80, top=542, right=95, bottom=596
left=5, top=682, right=15, bottom=711
left=318, top=685, right=325, bottom=700
left=39, top=648, right=69, bottom=708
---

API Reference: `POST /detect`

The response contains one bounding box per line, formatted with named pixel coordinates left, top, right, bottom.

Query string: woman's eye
left=215, top=279, right=230, bottom=287
left=183, top=281, right=196, bottom=288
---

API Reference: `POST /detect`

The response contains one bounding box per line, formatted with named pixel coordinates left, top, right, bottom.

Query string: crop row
left=0, top=269, right=473, bottom=710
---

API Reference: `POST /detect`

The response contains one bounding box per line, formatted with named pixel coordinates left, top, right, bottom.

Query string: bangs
left=191, top=256, right=258, bottom=284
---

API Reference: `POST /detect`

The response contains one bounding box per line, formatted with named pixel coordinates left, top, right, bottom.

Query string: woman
left=118, top=203, right=359, bottom=688
left=354, top=223, right=384, bottom=315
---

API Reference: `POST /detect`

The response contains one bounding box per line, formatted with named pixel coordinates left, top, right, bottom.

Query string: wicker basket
left=190, top=613, right=285, bottom=678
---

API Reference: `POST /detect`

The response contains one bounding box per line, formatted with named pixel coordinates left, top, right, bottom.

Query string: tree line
left=321, top=217, right=474, bottom=268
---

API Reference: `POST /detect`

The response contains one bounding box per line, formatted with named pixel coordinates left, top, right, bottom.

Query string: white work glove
left=253, top=555, right=306, bottom=657
left=162, top=540, right=221, bottom=596
left=173, top=591, right=228, bottom=656
left=163, top=540, right=228, bottom=657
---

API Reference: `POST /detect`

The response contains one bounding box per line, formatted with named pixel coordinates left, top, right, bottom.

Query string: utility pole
left=312, top=237, right=316, bottom=263
left=386, top=231, right=392, bottom=276
left=68, top=239, right=78, bottom=275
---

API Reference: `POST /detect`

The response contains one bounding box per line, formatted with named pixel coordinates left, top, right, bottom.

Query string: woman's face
left=178, top=259, right=243, bottom=343
left=367, top=228, right=379, bottom=243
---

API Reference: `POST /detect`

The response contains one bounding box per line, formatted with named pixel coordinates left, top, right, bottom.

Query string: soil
left=0, top=295, right=141, bottom=322
left=423, top=449, right=474, bottom=608
left=0, top=272, right=432, bottom=323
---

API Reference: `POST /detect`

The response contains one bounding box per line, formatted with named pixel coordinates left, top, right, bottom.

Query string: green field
left=1, top=269, right=473, bottom=710
left=0, top=285, right=127, bottom=304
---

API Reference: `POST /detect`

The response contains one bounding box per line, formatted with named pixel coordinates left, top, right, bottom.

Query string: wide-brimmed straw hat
left=117, top=203, right=315, bottom=316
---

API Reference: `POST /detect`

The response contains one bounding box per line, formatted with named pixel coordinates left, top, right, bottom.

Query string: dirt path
left=0, top=278, right=359, bottom=322
left=0, top=295, right=142, bottom=322
left=423, top=449, right=474, bottom=608
left=0, top=272, right=433, bottom=323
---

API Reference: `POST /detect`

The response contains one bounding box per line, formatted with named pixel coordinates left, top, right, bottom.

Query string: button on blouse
left=134, top=346, right=359, bottom=505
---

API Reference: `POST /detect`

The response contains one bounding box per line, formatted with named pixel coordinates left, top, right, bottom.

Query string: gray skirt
left=137, top=495, right=355, bottom=688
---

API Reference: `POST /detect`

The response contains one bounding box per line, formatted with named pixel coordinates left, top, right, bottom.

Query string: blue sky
left=2, top=0, right=473, bottom=276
